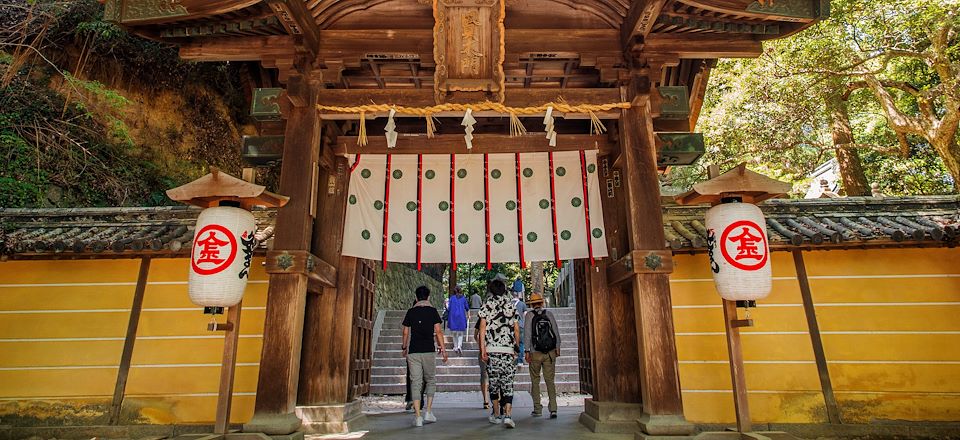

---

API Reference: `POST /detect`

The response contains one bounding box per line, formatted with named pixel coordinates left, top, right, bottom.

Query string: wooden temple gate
left=107, top=0, right=825, bottom=436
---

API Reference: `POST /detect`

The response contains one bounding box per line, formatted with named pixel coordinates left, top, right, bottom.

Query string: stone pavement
left=361, top=392, right=588, bottom=414
left=307, top=405, right=631, bottom=440
left=314, top=392, right=610, bottom=440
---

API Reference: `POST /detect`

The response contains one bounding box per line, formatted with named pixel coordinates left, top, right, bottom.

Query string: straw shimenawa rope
left=331, top=101, right=630, bottom=144
left=316, top=101, right=632, bottom=117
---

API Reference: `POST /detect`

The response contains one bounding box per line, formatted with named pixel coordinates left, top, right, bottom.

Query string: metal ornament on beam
left=607, top=250, right=674, bottom=285
left=265, top=250, right=338, bottom=292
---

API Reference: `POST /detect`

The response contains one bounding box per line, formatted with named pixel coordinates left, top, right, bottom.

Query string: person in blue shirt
left=447, top=286, right=470, bottom=354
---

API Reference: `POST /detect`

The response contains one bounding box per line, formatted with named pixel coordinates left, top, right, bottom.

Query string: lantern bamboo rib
left=316, top=101, right=632, bottom=116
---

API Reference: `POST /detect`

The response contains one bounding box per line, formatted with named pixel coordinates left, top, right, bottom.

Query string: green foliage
left=0, top=0, right=251, bottom=208
left=455, top=262, right=560, bottom=301
left=0, top=132, right=45, bottom=207
left=62, top=71, right=129, bottom=109
left=682, top=0, right=958, bottom=196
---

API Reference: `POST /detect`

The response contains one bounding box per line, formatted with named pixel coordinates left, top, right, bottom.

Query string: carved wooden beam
left=622, top=0, right=669, bottom=47
left=317, top=29, right=622, bottom=68
left=263, top=0, right=321, bottom=56
left=315, top=87, right=622, bottom=110
left=179, top=35, right=296, bottom=62
left=641, top=34, right=763, bottom=58
left=678, top=0, right=824, bottom=23
left=102, top=0, right=261, bottom=25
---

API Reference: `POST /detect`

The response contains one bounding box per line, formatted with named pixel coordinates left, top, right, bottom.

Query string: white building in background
left=805, top=158, right=841, bottom=198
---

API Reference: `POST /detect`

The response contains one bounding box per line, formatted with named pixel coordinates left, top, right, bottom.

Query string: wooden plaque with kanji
left=432, top=0, right=506, bottom=103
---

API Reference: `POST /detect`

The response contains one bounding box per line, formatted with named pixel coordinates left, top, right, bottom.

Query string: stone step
left=369, top=381, right=582, bottom=394
left=377, top=329, right=579, bottom=338
left=383, top=307, right=575, bottom=314
left=373, top=356, right=576, bottom=368
left=371, top=363, right=581, bottom=376
left=381, top=311, right=577, bottom=324
left=371, top=372, right=581, bottom=385
left=377, top=329, right=577, bottom=343
left=373, top=307, right=581, bottom=395
left=375, top=341, right=579, bottom=351
left=373, top=349, right=579, bottom=361
left=380, top=317, right=578, bottom=325
left=372, top=355, right=580, bottom=368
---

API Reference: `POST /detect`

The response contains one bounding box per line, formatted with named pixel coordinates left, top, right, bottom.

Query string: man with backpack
left=523, top=293, right=561, bottom=419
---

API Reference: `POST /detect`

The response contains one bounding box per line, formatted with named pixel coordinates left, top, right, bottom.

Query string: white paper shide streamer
left=462, top=108, right=476, bottom=150
left=705, top=202, right=772, bottom=301
left=385, top=108, right=398, bottom=149
left=543, top=106, right=557, bottom=147
left=188, top=206, right=257, bottom=307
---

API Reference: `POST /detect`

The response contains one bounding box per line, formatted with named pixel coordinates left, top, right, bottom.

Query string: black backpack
left=531, top=310, right=557, bottom=353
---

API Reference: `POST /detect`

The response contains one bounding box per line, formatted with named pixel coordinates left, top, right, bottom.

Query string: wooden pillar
left=722, top=300, right=752, bottom=432
left=245, top=74, right=322, bottom=435
left=297, top=154, right=367, bottom=433
left=620, top=84, right=691, bottom=435
left=108, top=257, right=150, bottom=425
left=586, top=260, right=641, bottom=402
left=587, top=149, right=640, bottom=403
left=214, top=300, right=243, bottom=434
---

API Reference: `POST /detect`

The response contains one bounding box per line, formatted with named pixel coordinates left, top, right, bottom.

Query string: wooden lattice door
left=348, top=259, right=376, bottom=399
left=573, top=259, right=594, bottom=395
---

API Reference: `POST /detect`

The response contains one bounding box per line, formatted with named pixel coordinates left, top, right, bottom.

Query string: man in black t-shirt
left=402, top=285, right=448, bottom=427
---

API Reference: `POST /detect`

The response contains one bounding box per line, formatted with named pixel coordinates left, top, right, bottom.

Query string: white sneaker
left=413, top=416, right=423, bottom=427
left=488, top=414, right=503, bottom=424
left=503, top=417, right=516, bottom=428
left=424, top=411, right=437, bottom=423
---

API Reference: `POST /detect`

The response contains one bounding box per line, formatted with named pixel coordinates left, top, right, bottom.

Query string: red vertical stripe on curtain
left=483, top=154, right=492, bottom=270
left=381, top=154, right=393, bottom=270
left=416, top=154, right=423, bottom=271
left=450, top=154, right=457, bottom=269
left=349, top=154, right=362, bottom=173
left=548, top=151, right=562, bottom=267
left=515, top=152, right=526, bottom=269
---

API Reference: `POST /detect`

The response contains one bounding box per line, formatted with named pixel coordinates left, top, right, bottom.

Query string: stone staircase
left=370, top=307, right=581, bottom=394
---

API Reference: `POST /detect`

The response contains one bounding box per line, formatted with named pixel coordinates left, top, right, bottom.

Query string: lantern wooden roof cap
left=675, top=163, right=792, bottom=206
left=166, top=168, right=289, bottom=210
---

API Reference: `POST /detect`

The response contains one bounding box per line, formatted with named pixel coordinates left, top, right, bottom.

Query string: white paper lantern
left=188, top=206, right=257, bottom=308
left=705, top=201, right=772, bottom=301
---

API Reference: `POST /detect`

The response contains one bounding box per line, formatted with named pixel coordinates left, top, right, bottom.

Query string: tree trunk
left=530, top=261, right=544, bottom=299
left=931, top=136, right=960, bottom=191
left=826, top=95, right=870, bottom=196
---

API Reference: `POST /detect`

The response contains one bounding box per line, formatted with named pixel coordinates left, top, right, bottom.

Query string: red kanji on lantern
left=191, top=224, right=238, bottom=276
left=720, top=220, right=768, bottom=271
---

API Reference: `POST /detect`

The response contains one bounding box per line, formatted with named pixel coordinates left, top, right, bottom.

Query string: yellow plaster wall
left=671, top=248, right=960, bottom=424
left=0, top=258, right=267, bottom=425
left=2, top=247, right=959, bottom=426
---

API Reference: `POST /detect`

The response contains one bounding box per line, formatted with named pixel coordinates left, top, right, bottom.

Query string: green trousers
left=529, top=350, right=558, bottom=413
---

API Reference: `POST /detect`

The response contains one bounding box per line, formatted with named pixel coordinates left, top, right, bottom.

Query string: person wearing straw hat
left=523, top=292, right=561, bottom=419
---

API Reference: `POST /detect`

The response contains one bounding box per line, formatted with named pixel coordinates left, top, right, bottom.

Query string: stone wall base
left=295, top=400, right=366, bottom=434
left=579, top=399, right=645, bottom=434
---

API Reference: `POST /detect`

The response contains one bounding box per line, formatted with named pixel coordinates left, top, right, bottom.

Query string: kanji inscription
left=719, top=220, right=768, bottom=271
left=191, top=224, right=238, bottom=275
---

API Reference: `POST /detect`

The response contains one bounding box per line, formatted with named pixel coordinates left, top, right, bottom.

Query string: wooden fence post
left=792, top=250, right=842, bottom=424
left=108, top=257, right=151, bottom=425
